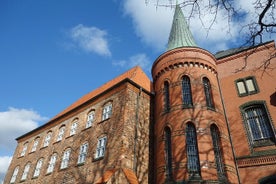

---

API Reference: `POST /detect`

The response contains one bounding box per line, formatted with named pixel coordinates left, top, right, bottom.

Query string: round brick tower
left=151, top=5, right=239, bottom=184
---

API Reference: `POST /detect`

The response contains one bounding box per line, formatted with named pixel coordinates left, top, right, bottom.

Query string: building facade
left=4, top=5, right=276, bottom=184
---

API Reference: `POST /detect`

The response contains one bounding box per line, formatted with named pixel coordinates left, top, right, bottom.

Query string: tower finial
left=167, top=4, right=197, bottom=51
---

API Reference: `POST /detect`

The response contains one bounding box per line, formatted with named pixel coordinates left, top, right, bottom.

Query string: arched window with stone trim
left=203, top=77, right=214, bottom=109
left=164, top=127, right=173, bottom=181
left=164, top=81, right=170, bottom=112
left=182, top=75, right=193, bottom=107
left=186, top=122, right=201, bottom=179
left=210, top=124, right=226, bottom=181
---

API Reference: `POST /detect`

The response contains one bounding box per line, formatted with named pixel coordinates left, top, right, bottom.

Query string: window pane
left=186, top=123, right=200, bottom=175
left=182, top=76, right=193, bottom=106
left=246, top=78, right=256, bottom=92
left=237, top=81, right=246, bottom=94
left=164, top=127, right=173, bottom=180
left=164, top=81, right=170, bottom=112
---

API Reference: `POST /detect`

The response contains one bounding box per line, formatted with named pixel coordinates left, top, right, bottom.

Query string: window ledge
left=98, top=118, right=110, bottom=124
left=93, top=157, right=104, bottom=162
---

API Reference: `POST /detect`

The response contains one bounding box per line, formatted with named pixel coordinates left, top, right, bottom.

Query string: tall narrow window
left=70, top=121, right=78, bottom=136
left=86, top=111, right=95, bottom=128
left=186, top=122, right=201, bottom=178
left=61, top=149, right=71, bottom=169
left=242, top=103, right=275, bottom=146
left=164, top=81, right=170, bottom=112
left=182, top=76, right=193, bottom=107
left=164, top=127, right=173, bottom=181
left=20, top=142, right=28, bottom=157
left=203, top=77, right=214, bottom=109
left=43, top=131, right=52, bottom=147
left=210, top=124, right=226, bottom=180
left=95, top=136, right=107, bottom=159
left=33, top=158, right=44, bottom=178
left=47, top=153, right=57, bottom=174
left=10, top=166, right=19, bottom=183
left=102, top=103, right=112, bottom=120
left=31, top=138, right=39, bottom=152
left=57, top=126, right=65, bottom=141
left=78, top=142, right=89, bottom=164
left=21, top=163, right=30, bottom=181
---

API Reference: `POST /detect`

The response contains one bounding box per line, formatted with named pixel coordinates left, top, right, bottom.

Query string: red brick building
left=4, top=4, right=276, bottom=184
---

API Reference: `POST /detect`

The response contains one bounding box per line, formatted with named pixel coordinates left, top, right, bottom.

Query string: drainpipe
left=216, top=75, right=241, bottom=184
left=133, top=87, right=142, bottom=173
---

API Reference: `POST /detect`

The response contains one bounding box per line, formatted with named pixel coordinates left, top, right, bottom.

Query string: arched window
left=46, top=153, right=57, bottom=174
left=241, top=102, right=275, bottom=147
left=164, top=127, right=173, bottom=181
left=203, top=77, right=214, bottom=109
left=102, top=102, right=112, bottom=120
left=86, top=110, right=95, bottom=128
left=10, top=166, right=19, bottom=183
left=95, top=136, right=107, bottom=159
left=186, top=122, right=201, bottom=178
left=33, top=158, right=44, bottom=178
left=78, top=142, right=89, bottom=164
left=20, top=142, right=28, bottom=157
left=21, top=162, right=31, bottom=181
left=43, top=131, right=52, bottom=147
left=210, top=124, right=226, bottom=180
left=60, top=148, right=71, bottom=169
left=31, top=137, right=39, bottom=152
left=57, top=126, right=65, bottom=141
left=164, top=81, right=170, bottom=112
left=182, top=76, right=193, bottom=107
left=70, top=120, right=78, bottom=136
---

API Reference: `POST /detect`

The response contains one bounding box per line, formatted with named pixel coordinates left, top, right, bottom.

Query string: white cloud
left=0, top=107, right=47, bottom=153
left=70, top=24, right=111, bottom=56
left=112, top=53, right=151, bottom=72
left=122, top=0, right=274, bottom=53
left=0, top=156, right=12, bottom=173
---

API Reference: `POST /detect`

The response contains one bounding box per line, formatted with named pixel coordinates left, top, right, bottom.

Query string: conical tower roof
left=167, top=4, right=197, bottom=51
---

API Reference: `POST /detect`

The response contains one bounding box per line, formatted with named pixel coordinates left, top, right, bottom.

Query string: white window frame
left=102, top=103, right=112, bottom=121
left=10, top=166, right=19, bottom=183
left=69, top=121, right=78, bottom=136
left=21, top=163, right=30, bottom=181
left=77, top=142, right=88, bottom=164
left=56, top=126, right=65, bottom=141
left=86, top=111, right=95, bottom=128
left=43, top=132, right=52, bottom=147
left=95, top=136, right=107, bottom=159
left=60, top=149, right=71, bottom=169
left=46, top=153, right=57, bottom=174
left=20, top=142, right=28, bottom=157
left=33, top=158, right=43, bottom=178
left=31, top=138, right=39, bottom=152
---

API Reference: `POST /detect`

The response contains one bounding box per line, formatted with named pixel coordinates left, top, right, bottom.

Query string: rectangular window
left=95, top=137, right=107, bottom=159
left=102, top=104, right=112, bottom=121
left=78, top=143, right=88, bottom=164
left=242, top=102, right=275, bottom=147
left=236, top=76, right=258, bottom=97
left=61, top=149, right=71, bottom=169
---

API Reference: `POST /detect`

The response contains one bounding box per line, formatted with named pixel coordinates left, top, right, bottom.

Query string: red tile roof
left=51, top=66, right=152, bottom=122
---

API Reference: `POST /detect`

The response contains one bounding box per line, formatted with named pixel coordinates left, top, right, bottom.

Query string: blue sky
left=0, top=0, right=275, bottom=182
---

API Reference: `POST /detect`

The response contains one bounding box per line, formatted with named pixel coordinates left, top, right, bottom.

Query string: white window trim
left=21, top=163, right=30, bottom=181
left=95, top=137, right=107, bottom=159
left=10, top=166, right=19, bottom=183
left=33, top=158, right=43, bottom=177
left=60, top=149, right=71, bottom=169
left=77, top=143, right=88, bottom=164
left=46, top=154, right=57, bottom=174
left=69, top=122, right=78, bottom=136
left=102, top=103, right=112, bottom=121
